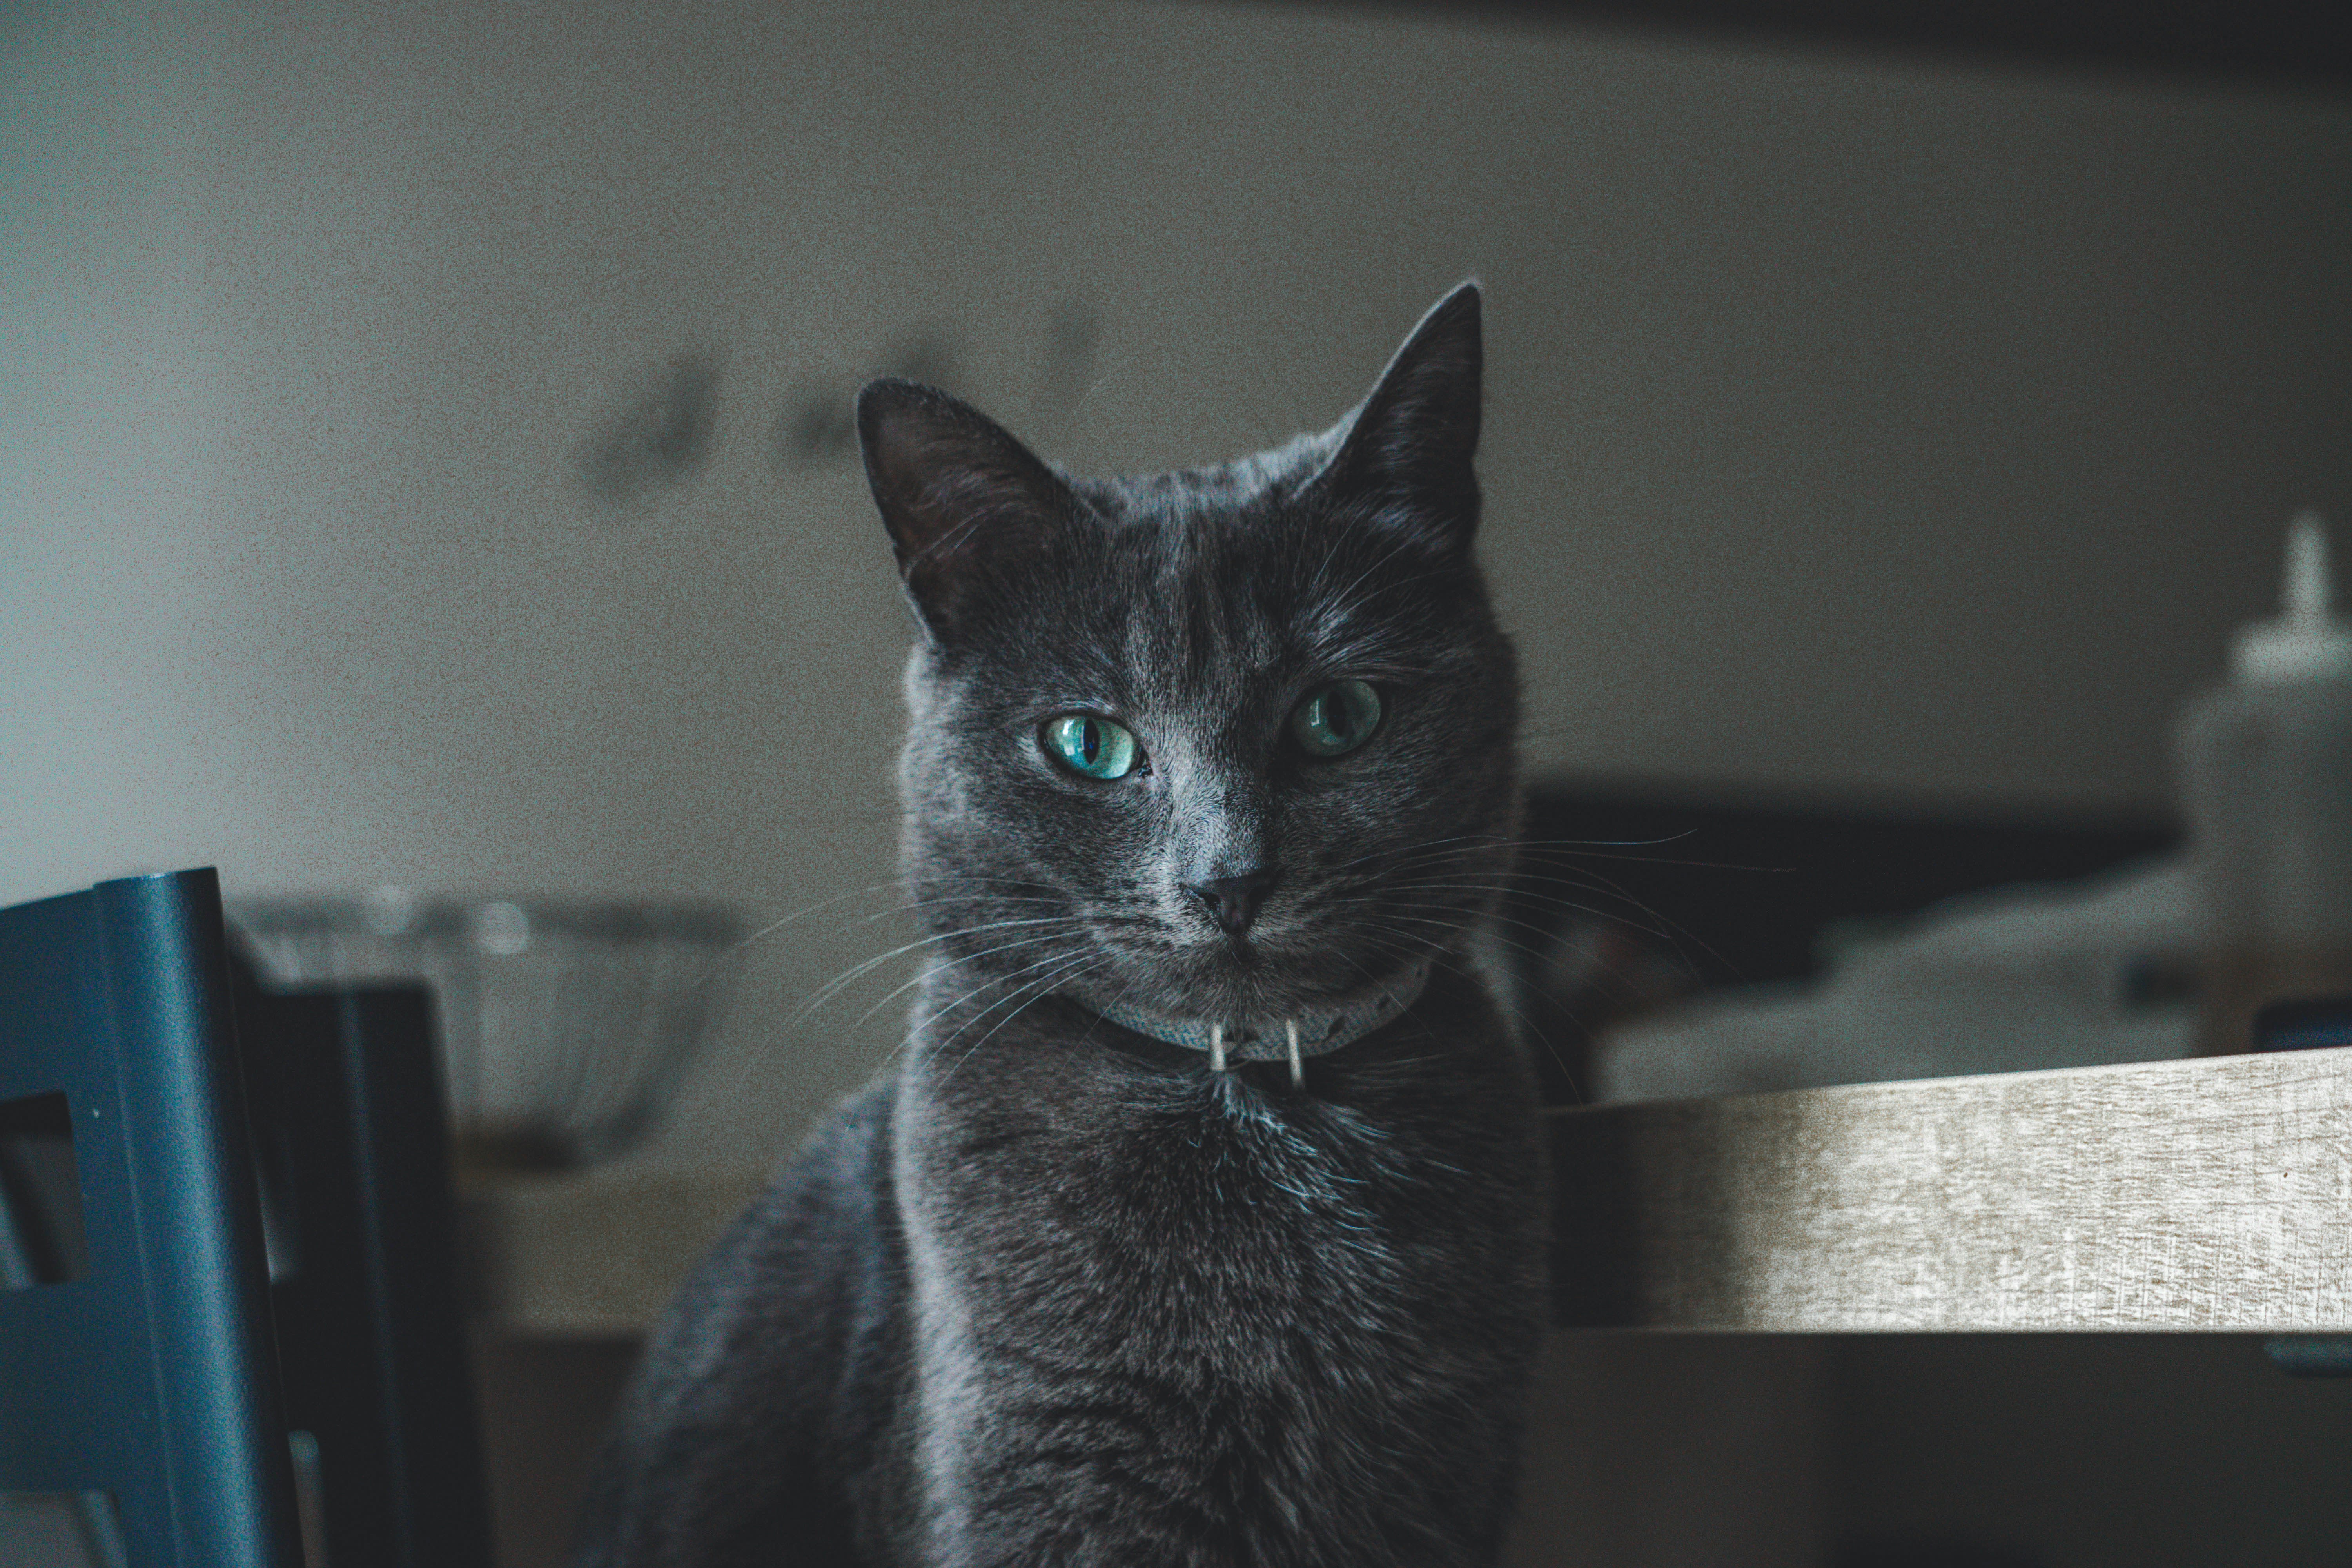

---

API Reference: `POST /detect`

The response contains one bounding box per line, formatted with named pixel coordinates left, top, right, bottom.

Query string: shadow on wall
left=577, top=305, right=1101, bottom=503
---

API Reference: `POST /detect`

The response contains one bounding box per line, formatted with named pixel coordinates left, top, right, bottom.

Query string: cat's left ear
left=1312, top=282, right=1483, bottom=554
left=857, top=379, right=1074, bottom=642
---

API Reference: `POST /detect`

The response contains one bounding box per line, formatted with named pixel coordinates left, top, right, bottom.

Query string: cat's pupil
left=1078, top=720, right=1100, bottom=763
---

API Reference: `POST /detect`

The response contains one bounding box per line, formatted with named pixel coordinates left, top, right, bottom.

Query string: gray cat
left=571, top=285, right=1550, bottom=1567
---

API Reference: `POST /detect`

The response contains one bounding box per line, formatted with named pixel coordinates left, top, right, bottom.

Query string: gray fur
left=572, top=285, right=1550, bottom=1567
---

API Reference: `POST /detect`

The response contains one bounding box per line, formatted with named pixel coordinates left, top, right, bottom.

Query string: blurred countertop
left=456, top=1162, right=768, bottom=1337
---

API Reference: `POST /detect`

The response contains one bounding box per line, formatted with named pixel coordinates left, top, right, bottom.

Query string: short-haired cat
left=572, top=284, right=1549, bottom=1568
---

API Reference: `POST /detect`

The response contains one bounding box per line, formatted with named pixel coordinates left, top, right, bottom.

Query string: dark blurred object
left=2264, top=1336, right=2352, bottom=1376
left=579, top=352, right=719, bottom=503
left=1832, top=1529, right=2049, bottom=1568
left=1504, top=781, right=2175, bottom=1102
left=229, top=950, right=497, bottom=1568
left=1326, top=0, right=2352, bottom=90
left=0, top=868, right=492, bottom=1568
left=2250, top=992, right=2352, bottom=1053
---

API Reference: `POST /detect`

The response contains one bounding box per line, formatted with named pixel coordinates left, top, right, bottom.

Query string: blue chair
left=0, top=868, right=493, bottom=1567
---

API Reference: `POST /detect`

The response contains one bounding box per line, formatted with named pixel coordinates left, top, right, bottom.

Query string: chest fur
left=899, top=1038, right=1542, bottom=1384
left=882, top=994, right=1544, bottom=1565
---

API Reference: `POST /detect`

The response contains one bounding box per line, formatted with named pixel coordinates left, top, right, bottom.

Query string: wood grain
left=1551, top=1045, right=2352, bottom=1331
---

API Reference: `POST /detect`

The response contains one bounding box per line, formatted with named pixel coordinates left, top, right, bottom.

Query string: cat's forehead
left=970, top=491, right=1443, bottom=724
left=1031, top=504, right=1304, bottom=710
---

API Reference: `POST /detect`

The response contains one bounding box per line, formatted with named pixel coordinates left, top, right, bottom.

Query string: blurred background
left=6, top=0, right=2351, bottom=1563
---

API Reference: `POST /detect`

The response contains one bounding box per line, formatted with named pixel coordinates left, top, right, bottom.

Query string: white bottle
left=2176, top=513, right=2352, bottom=1053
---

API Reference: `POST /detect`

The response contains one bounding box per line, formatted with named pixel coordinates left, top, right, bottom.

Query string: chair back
left=0, top=869, right=302, bottom=1566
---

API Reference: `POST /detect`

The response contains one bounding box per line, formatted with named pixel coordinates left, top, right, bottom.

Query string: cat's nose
left=1183, top=867, right=1279, bottom=935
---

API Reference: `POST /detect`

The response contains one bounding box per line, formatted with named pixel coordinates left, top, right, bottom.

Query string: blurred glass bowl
left=229, top=889, right=744, bottom=1171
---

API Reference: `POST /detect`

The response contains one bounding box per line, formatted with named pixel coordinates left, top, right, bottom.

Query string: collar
left=1063, top=962, right=1432, bottom=1085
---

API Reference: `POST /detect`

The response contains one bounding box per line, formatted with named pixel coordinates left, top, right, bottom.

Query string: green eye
left=1042, top=714, right=1141, bottom=780
left=1289, top=679, right=1383, bottom=758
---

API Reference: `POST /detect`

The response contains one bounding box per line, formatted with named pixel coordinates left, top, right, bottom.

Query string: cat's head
left=860, top=285, right=1518, bottom=1032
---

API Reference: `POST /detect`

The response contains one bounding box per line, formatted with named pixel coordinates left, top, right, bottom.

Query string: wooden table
left=457, top=1045, right=2352, bottom=1337
left=1551, top=1044, right=2352, bottom=1332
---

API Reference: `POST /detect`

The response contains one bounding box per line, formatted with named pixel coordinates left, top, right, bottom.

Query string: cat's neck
left=1059, top=962, right=1433, bottom=1077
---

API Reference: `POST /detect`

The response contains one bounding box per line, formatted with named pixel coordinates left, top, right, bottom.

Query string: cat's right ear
left=857, top=379, right=1073, bottom=642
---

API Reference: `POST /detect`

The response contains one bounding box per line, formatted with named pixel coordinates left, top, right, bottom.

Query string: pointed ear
left=857, top=378, right=1073, bottom=641
left=1314, top=283, right=1483, bottom=552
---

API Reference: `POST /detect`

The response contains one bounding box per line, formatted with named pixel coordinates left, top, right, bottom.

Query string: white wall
left=6, top=0, right=2348, bottom=1165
